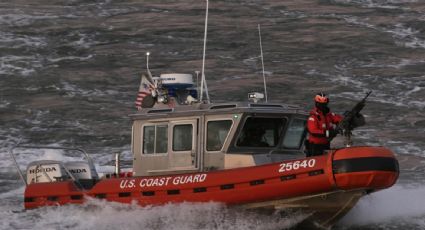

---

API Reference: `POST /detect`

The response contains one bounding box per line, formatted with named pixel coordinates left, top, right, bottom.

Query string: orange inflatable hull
left=24, top=146, right=398, bottom=209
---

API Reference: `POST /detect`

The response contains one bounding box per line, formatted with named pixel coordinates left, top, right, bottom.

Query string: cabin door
left=169, top=119, right=198, bottom=169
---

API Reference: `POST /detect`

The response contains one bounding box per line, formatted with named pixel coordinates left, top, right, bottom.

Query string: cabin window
left=282, top=118, right=307, bottom=149
left=173, top=124, right=193, bottom=151
left=143, top=124, right=168, bottom=154
left=236, top=117, right=285, bottom=147
left=207, top=120, right=232, bottom=151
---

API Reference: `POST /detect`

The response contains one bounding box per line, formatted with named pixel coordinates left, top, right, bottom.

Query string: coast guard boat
left=10, top=73, right=399, bottom=229
left=10, top=1, right=399, bottom=228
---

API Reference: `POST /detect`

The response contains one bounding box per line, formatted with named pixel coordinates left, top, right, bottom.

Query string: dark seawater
left=1, top=0, right=424, bottom=229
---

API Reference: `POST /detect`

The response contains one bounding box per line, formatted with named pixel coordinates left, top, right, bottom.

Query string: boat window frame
left=230, top=114, right=289, bottom=152
left=172, top=123, right=194, bottom=152
left=141, top=122, right=169, bottom=156
left=280, top=117, right=308, bottom=150
left=205, top=118, right=234, bottom=153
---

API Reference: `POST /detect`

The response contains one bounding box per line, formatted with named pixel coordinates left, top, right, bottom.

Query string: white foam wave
left=218, top=75, right=243, bottom=82
left=243, top=56, right=261, bottom=69
left=279, top=10, right=307, bottom=19
left=66, top=31, right=99, bottom=49
left=362, top=58, right=424, bottom=69
left=0, top=31, right=46, bottom=48
left=60, top=81, right=119, bottom=98
left=315, top=70, right=425, bottom=110
left=97, top=6, right=140, bottom=18
left=332, top=0, right=417, bottom=9
left=0, top=55, right=42, bottom=76
left=306, top=69, right=366, bottom=89
left=0, top=146, right=86, bottom=175
left=335, top=126, right=425, bottom=160
left=340, top=15, right=425, bottom=49
left=406, top=86, right=422, bottom=96
left=0, top=11, right=59, bottom=27
left=23, top=110, right=50, bottom=126
left=340, top=127, right=425, bottom=157
left=390, top=24, right=425, bottom=49
left=0, top=99, right=10, bottom=108
left=40, top=149, right=83, bottom=162
left=255, top=70, right=273, bottom=76
left=0, top=186, right=24, bottom=200
left=1, top=199, right=305, bottom=230
left=393, top=143, right=425, bottom=156
left=339, top=185, right=425, bottom=226
left=341, top=15, right=375, bottom=30
left=47, top=55, right=93, bottom=63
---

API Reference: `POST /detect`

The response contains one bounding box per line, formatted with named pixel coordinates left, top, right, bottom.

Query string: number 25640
left=278, top=159, right=316, bottom=172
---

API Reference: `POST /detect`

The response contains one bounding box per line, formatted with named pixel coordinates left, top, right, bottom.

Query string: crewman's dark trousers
left=305, top=142, right=330, bottom=157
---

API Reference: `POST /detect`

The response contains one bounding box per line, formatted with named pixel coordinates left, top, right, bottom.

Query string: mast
left=146, top=52, right=150, bottom=73
left=200, top=0, right=210, bottom=103
left=258, top=24, right=268, bottom=102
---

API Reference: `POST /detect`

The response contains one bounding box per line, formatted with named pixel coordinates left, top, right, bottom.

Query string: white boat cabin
left=130, top=102, right=308, bottom=176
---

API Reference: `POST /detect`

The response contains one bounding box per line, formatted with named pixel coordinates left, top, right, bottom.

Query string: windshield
left=236, top=117, right=286, bottom=148
left=282, top=118, right=307, bottom=149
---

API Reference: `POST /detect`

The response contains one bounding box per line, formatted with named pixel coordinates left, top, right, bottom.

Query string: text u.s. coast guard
left=120, top=173, right=207, bottom=189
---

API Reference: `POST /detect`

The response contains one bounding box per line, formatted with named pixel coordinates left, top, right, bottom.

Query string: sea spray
left=338, top=185, right=425, bottom=227
left=2, top=198, right=307, bottom=230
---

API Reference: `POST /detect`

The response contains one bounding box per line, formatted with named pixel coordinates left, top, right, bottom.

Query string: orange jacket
left=307, top=107, right=343, bottom=144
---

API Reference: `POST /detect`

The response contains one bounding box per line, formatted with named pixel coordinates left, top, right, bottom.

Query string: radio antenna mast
left=258, top=24, right=268, bottom=102
left=200, top=0, right=210, bottom=103
left=146, top=52, right=150, bottom=72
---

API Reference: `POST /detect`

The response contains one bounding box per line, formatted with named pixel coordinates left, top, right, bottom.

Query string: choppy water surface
left=1, top=0, right=424, bottom=229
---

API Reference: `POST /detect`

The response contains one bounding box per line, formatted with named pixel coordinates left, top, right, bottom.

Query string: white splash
left=1, top=199, right=306, bottom=230
left=339, top=185, right=425, bottom=226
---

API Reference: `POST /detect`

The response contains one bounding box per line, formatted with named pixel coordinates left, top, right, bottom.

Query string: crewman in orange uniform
left=306, top=93, right=343, bottom=156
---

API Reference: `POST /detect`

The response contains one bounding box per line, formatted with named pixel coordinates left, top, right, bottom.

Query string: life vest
left=307, top=107, right=343, bottom=145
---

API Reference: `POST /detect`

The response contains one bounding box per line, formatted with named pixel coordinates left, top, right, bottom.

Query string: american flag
left=135, top=74, right=154, bottom=110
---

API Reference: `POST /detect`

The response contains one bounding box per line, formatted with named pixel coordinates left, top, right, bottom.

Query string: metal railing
left=8, top=141, right=97, bottom=188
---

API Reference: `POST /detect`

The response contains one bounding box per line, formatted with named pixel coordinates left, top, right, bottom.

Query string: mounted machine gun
left=338, top=91, right=372, bottom=147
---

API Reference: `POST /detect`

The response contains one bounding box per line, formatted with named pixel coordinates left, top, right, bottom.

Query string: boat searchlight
left=248, top=92, right=264, bottom=103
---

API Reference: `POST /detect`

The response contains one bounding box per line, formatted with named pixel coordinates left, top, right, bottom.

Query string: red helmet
left=314, top=92, right=329, bottom=104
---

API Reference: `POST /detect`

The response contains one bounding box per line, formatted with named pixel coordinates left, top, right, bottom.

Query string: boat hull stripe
left=333, top=157, right=399, bottom=174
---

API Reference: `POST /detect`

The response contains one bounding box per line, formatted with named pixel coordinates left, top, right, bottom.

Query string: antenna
left=146, top=52, right=150, bottom=73
left=200, top=0, right=210, bottom=103
left=258, top=24, right=268, bottom=102
left=145, top=51, right=154, bottom=84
